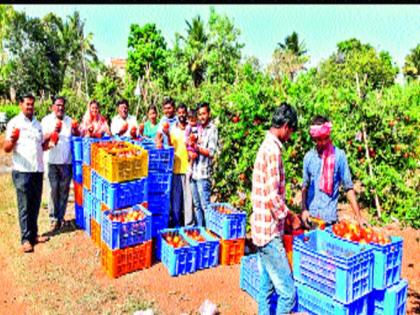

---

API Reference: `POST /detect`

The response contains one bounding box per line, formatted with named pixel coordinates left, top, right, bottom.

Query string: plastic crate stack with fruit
left=70, top=136, right=84, bottom=230
left=157, top=226, right=219, bottom=276
left=326, top=221, right=407, bottom=315
left=131, top=138, right=174, bottom=238
left=293, top=229, right=375, bottom=315
left=205, top=203, right=246, bottom=265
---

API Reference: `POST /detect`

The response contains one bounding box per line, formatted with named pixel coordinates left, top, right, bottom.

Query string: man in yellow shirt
left=166, top=104, right=193, bottom=227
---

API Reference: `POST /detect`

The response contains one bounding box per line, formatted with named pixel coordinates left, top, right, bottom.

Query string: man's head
left=310, top=115, right=332, bottom=151
left=270, top=102, right=298, bottom=142
left=177, top=103, right=188, bottom=125
left=162, top=97, right=176, bottom=118
left=197, top=102, right=210, bottom=125
left=116, top=99, right=129, bottom=120
left=18, top=94, right=36, bottom=119
left=52, top=96, right=66, bottom=120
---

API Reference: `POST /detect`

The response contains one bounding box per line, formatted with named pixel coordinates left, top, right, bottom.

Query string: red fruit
left=11, top=128, right=20, bottom=141
left=71, top=119, right=79, bottom=129
left=138, top=123, right=144, bottom=136
left=130, top=126, right=137, bottom=138
left=403, top=152, right=409, bottom=159
left=50, top=131, right=59, bottom=144
left=357, top=146, right=363, bottom=152
left=232, top=116, right=240, bottom=123
left=389, top=121, right=395, bottom=127
left=239, top=173, right=246, bottom=182
left=162, top=122, right=170, bottom=131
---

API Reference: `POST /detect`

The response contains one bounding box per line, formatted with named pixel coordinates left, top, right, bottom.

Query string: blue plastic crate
left=293, top=230, right=374, bottom=304
left=71, top=136, right=83, bottom=162
left=144, top=145, right=174, bottom=173
left=325, top=227, right=403, bottom=290
left=180, top=227, right=219, bottom=270
left=130, top=138, right=174, bottom=173
left=82, top=138, right=100, bottom=166
left=205, top=203, right=246, bottom=240
left=369, top=279, right=408, bottom=315
left=72, top=161, right=83, bottom=183
left=159, top=228, right=198, bottom=276
left=148, top=192, right=170, bottom=215
left=101, top=205, right=152, bottom=250
left=91, top=196, right=102, bottom=223
left=148, top=172, right=172, bottom=193
left=83, top=188, right=92, bottom=219
left=75, top=203, right=85, bottom=230
left=92, top=171, right=148, bottom=210
left=296, top=282, right=369, bottom=315
left=239, top=255, right=279, bottom=312
left=151, top=214, right=169, bottom=238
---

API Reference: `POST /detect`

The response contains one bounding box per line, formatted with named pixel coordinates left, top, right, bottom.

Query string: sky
left=13, top=5, right=420, bottom=70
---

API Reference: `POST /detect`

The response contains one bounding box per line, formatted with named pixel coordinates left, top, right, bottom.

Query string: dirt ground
left=0, top=134, right=419, bottom=315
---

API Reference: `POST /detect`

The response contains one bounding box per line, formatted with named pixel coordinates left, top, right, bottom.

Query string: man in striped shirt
left=251, top=103, right=299, bottom=315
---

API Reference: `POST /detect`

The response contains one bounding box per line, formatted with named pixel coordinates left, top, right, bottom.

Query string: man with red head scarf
left=301, top=115, right=367, bottom=226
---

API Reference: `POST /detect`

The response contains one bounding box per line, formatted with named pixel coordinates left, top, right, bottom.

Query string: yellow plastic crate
left=97, top=144, right=148, bottom=183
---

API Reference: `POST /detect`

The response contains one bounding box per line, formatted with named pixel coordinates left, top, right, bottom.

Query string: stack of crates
left=293, top=229, right=375, bottom=315
left=239, top=254, right=278, bottom=312
left=71, top=136, right=84, bottom=229
left=86, top=139, right=152, bottom=278
left=100, top=204, right=153, bottom=278
left=205, top=203, right=246, bottom=265
left=132, top=138, right=174, bottom=238
left=157, top=226, right=219, bottom=276
left=326, top=228, right=407, bottom=315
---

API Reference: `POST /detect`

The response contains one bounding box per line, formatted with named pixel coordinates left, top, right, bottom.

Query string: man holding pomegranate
left=190, top=102, right=218, bottom=227
left=110, top=99, right=138, bottom=138
left=301, top=115, right=367, bottom=227
left=156, top=97, right=178, bottom=147
left=3, top=94, right=50, bottom=253
left=166, top=103, right=193, bottom=227
left=41, top=96, right=77, bottom=232
left=251, top=103, right=298, bottom=314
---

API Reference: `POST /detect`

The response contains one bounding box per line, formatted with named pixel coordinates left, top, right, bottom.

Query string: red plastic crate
left=101, top=240, right=152, bottom=279
left=220, top=237, right=245, bottom=265
left=74, top=181, right=83, bottom=206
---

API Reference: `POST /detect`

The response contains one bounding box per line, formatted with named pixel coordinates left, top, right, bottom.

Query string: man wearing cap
left=110, top=99, right=138, bottom=138
left=301, top=115, right=367, bottom=226
left=3, top=94, right=50, bottom=253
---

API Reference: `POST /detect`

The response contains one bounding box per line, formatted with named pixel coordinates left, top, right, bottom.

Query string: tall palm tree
left=180, top=15, right=208, bottom=87
left=278, top=31, right=307, bottom=57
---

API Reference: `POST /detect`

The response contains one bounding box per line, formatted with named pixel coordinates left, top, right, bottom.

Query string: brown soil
left=0, top=133, right=419, bottom=315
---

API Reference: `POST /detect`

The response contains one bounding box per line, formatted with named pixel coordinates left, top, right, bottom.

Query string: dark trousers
left=12, top=171, right=43, bottom=244
left=48, top=164, right=72, bottom=224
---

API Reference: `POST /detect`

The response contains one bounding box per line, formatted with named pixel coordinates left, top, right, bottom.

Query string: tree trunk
left=355, top=72, right=382, bottom=219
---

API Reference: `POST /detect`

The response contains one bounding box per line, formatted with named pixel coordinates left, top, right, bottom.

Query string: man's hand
left=120, top=122, right=128, bottom=135
left=10, top=127, right=20, bottom=143
left=357, top=215, right=370, bottom=227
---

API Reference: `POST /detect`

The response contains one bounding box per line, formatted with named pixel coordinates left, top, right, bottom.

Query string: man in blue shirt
left=156, top=97, right=179, bottom=146
left=301, top=115, right=367, bottom=226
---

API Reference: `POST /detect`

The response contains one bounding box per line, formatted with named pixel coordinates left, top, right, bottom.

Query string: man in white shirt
left=3, top=94, right=50, bottom=253
left=110, top=99, right=138, bottom=138
left=41, top=96, right=77, bottom=232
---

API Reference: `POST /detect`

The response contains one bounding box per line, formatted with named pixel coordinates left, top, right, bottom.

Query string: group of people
left=250, top=103, right=367, bottom=314
left=5, top=94, right=367, bottom=315
left=4, top=94, right=219, bottom=253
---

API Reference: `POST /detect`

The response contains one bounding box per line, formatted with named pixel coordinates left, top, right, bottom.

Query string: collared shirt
left=110, top=114, right=138, bottom=137
left=6, top=112, right=44, bottom=172
left=170, top=125, right=189, bottom=175
left=156, top=116, right=179, bottom=146
left=251, top=131, right=289, bottom=247
left=144, top=120, right=158, bottom=139
left=191, top=121, right=218, bottom=180
left=302, top=147, right=354, bottom=223
left=41, top=113, right=72, bottom=165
